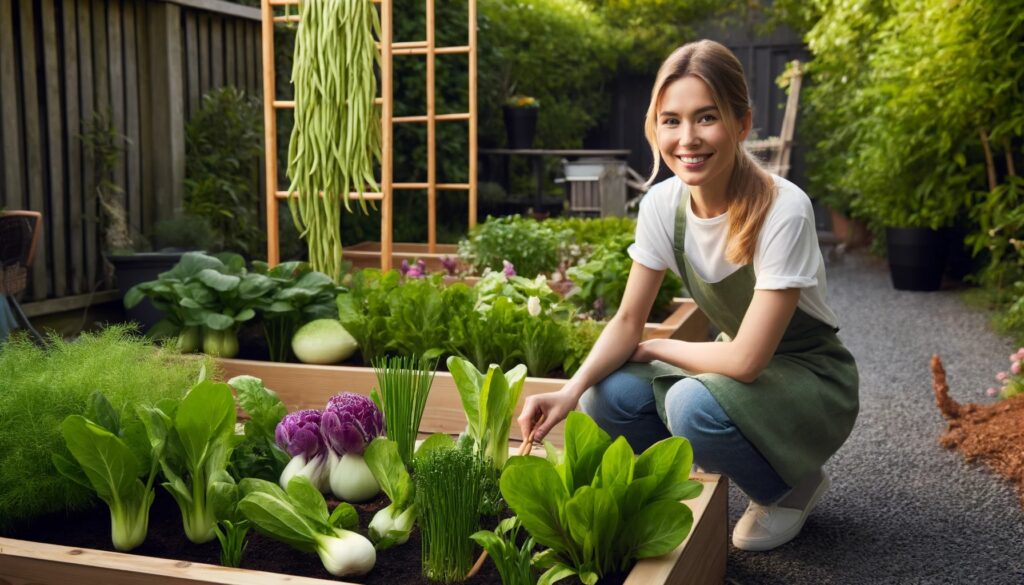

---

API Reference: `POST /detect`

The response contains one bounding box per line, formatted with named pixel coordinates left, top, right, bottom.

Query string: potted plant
left=503, top=94, right=539, bottom=150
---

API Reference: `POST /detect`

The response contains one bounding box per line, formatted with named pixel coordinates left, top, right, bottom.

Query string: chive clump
left=414, top=446, right=488, bottom=583
left=371, top=354, right=437, bottom=467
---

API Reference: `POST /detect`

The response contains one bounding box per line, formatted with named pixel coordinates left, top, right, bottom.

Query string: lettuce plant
left=501, top=411, right=703, bottom=584
left=228, top=375, right=290, bottom=482
left=139, top=379, right=239, bottom=544
left=448, top=356, right=527, bottom=469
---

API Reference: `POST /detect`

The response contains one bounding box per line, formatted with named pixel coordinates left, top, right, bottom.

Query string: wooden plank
left=123, top=0, right=143, bottom=235
left=198, top=12, right=210, bottom=96
left=62, top=0, right=84, bottom=294
left=0, top=0, right=25, bottom=211
left=161, top=0, right=261, bottom=21
left=19, top=0, right=49, bottom=299
left=245, top=20, right=256, bottom=94
left=210, top=15, right=224, bottom=89
left=145, top=2, right=186, bottom=222
left=92, top=0, right=111, bottom=284
left=224, top=18, right=236, bottom=88
left=184, top=10, right=200, bottom=117
left=21, top=289, right=120, bottom=317
left=79, top=0, right=98, bottom=289
left=40, top=0, right=68, bottom=297
left=134, top=0, right=154, bottom=229
left=106, top=0, right=128, bottom=242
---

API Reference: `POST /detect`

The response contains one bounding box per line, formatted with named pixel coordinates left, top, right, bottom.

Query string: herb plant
left=371, top=354, right=438, bottom=467
left=52, top=392, right=161, bottom=551
left=458, top=214, right=570, bottom=278
left=228, top=375, right=290, bottom=482
left=471, top=517, right=537, bottom=585
left=501, top=411, right=703, bottom=584
left=239, top=476, right=376, bottom=577
left=0, top=325, right=210, bottom=531
left=415, top=445, right=489, bottom=583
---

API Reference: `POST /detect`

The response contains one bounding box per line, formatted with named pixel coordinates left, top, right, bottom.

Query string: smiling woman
left=518, top=39, right=860, bottom=554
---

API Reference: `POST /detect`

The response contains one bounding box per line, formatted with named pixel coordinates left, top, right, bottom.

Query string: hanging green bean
left=287, top=0, right=382, bottom=281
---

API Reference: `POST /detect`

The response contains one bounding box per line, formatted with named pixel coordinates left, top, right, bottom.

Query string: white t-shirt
left=628, top=175, right=839, bottom=328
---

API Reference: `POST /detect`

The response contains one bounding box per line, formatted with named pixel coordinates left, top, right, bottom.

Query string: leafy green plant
left=459, top=215, right=570, bottom=278
left=471, top=517, right=537, bottom=585
left=239, top=476, right=376, bottom=577
left=501, top=411, right=703, bottom=584
left=228, top=375, right=290, bottom=482
left=80, top=109, right=136, bottom=254
left=370, top=354, right=438, bottom=467
left=52, top=392, right=161, bottom=551
left=0, top=325, right=210, bottom=531
left=414, top=445, right=490, bottom=583
left=448, top=356, right=528, bottom=469
left=184, top=86, right=263, bottom=257
left=138, top=379, right=239, bottom=544
left=252, top=261, right=342, bottom=362
left=211, top=479, right=250, bottom=568
left=336, top=269, right=404, bottom=364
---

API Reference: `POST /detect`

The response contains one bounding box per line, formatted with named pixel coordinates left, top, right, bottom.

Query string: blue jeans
left=579, top=370, right=791, bottom=504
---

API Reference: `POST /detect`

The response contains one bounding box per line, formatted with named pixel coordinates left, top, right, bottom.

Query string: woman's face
left=656, top=75, right=750, bottom=199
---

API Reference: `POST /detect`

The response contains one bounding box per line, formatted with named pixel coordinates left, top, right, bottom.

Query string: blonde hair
left=643, top=40, right=776, bottom=266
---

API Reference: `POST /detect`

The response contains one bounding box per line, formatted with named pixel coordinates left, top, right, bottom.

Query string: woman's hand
left=629, top=339, right=663, bottom=363
left=517, top=389, right=579, bottom=443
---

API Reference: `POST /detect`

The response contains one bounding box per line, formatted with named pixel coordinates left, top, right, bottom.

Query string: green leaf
left=175, top=381, right=237, bottom=472
left=538, top=563, right=579, bottom=585
left=595, top=436, right=634, bottom=489
left=52, top=452, right=94, bottom=491
left=633, top=437, right=700, bottom=504
left=620, top=500, right=693, bottom=559
left=238, top=492, right=318, bottom=551
left=238, top=274, right=276, bottom=299
left=414, top=433, right=456, bottom=465
left=229, top=376, right=288, bottom=439
left=447, top=356, right=485, bottom=440
left=328, top=502, right=359, bottom=530
left=233, top=308, right=256, bottom=322
left=563, top=411, right=612, bottom=494
left=197, top=269, right=241, bottom=292
left=285, top=476, right=330, bottom=531
left=566, top=486, right=619, bottom=574
left=123, top=285, right=145, bottom=309
left=365, top=438, right=412, bottom=507
left=201, top=311, right=235, bottom=331
left=162, top=252, right=224, bottom=280
left=60, top=415, right=144, bottom=504
left=500, top=458, right=572, bottom=553
left=86, top=391, right=121, bottom=436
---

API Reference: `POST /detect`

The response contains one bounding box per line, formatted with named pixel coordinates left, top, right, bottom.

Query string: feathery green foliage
left=0, top=325, right=214, bottom=530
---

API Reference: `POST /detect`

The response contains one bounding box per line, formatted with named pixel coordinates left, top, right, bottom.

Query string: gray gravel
left=724, top=249, right=1024, bottom=585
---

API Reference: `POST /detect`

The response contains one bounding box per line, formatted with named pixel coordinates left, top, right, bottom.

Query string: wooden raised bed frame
left=0, top=472, right=726, bottom=585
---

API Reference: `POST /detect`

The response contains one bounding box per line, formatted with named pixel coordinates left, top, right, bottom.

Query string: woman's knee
left=579, top=370, right=657, bottom=425
left=663, top=378, right=731, bottom=446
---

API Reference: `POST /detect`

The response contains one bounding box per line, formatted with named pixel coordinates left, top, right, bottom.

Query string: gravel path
left=725, top=249, right=1024, bottom=585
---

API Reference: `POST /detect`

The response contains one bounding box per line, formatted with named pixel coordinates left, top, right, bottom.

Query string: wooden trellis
left=261, top=0, right=478, bottom=271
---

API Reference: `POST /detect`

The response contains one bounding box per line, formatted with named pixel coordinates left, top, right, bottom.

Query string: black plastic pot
left=503, top=106, right=538, bottom=149
left=885, top=227, right=948, bottom=291
left=108, top=252, right=187, bottom=330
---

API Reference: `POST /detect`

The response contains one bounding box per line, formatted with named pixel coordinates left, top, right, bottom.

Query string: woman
left=518, top=40, right=859, bottom=552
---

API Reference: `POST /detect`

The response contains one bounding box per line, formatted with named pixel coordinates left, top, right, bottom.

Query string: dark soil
left=931, top=355, right=1024, bottom=506
left=3, top=489, right=501, bottom=584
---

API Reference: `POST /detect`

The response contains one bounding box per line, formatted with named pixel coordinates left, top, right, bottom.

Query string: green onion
left=286, top=0, right=381, bottom=281
left=415, top=447, right=488, bottom=583
left=371, top=355, right=437, bottom=467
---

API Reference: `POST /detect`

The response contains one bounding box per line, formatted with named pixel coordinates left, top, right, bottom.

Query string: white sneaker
left=731, top=471, right=831, bottom=552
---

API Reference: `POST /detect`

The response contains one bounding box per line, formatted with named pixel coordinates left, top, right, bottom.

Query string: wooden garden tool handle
left=465, top=416, right=545, bottom=579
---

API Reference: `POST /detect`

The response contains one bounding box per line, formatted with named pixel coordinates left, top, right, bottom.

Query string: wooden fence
left=0, top=0, right=261, bottom=308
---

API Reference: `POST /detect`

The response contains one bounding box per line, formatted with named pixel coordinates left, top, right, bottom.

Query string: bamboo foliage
left=286, top=0, right=382, bottom=281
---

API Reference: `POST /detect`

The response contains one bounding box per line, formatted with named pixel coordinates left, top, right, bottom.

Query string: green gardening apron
left=621, top=188, right=859, bottom=487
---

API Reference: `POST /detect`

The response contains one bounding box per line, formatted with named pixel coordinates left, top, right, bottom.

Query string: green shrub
left=459, top=215, right=570, bottom=278
left=0, top=326, right=214, bottom=530
left=184, top=86, right=264, bottom=258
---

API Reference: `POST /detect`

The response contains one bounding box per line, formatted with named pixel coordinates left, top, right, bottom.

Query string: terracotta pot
left=829, top=209, right=870, bottom=248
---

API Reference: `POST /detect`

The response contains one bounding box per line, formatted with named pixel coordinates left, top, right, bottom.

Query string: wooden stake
left=468, top=0, right=478, bottom=229
left=380, top=0, right=394, bottom=271
left=261, top=0, right=279, bottom=266
left=427, top=0, right=436, bottom=252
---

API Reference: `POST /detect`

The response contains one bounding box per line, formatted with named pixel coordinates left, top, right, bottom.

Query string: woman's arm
left=517, top=262, right=666, bottom=441
left=632, top=287, right=801, bottom=383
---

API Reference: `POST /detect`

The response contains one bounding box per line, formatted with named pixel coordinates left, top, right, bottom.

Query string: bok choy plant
left=500, top=411, right=703, bottom=584
left=371, top=354, right=437, bottom=467
left=415, top=444, right=489, bottom=583
left=322, top=392, right=383, bottom=502
left=139, top=379, right=239, bottom=544
left=447, top=355, right=528, bottom=469
left=239, top=476, right=376, bottom=577
left=470, top=517, right=536, bottom=585
left=275, top=408, right=329, bottom=492
left=210, top=474, right=249, bottom=567
left=53, top=392, right=160, bottom=551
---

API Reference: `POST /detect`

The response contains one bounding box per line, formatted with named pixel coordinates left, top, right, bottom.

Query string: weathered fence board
left=0, top=0, right=262, bottom=305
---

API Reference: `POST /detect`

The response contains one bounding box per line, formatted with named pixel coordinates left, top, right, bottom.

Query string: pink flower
left=996, top=371, right=1008, bottom=382
left=502, top=260, right=516, bottom=277
left=987, top=387, right=999, bottom=397
left=440, top=256, right=458, bottom=275
left=400, top=259, right=411, bottom=276
left=1013, top=361, right=1022, bottom=375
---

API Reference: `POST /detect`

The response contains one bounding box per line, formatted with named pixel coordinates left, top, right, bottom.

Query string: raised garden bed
left=346, top=241, right=460, bottom=271
left=0, top=471, right=726, bottom=585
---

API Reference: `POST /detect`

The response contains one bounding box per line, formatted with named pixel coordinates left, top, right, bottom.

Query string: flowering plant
left=504, top=95, right=539, bottom=109
left=987, top=347, right=1024, bottom=399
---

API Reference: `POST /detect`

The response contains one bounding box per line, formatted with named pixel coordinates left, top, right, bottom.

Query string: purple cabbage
left=321, top=393, right=384, bottom=456
left=275, top=409, right=325, bottom=459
